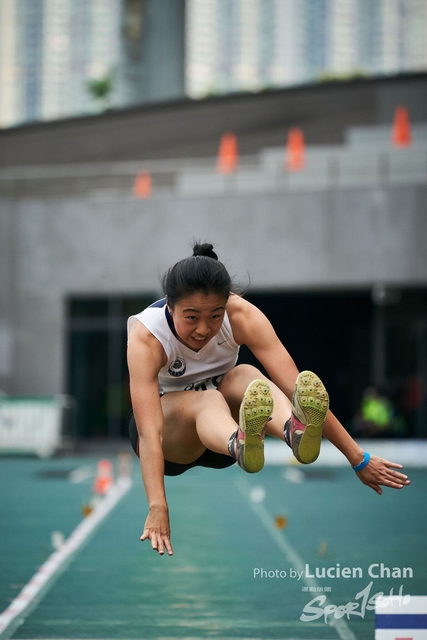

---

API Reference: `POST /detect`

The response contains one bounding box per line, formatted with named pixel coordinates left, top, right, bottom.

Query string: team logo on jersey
left=168, top=358, right=186, bottom=377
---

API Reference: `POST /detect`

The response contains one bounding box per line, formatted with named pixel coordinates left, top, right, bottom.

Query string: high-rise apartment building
left=185, top=0, right=427, bottom=99
left=117, top=0, right=185, bottom=106
left=328, top=0, right=358, bottom=75
left=186, top=0, right=283, bottom=96
left=0, top=0, right=21, bottom=127
left=1, top=0, right=426, bottom=127
left=0, top=0, right=185, bottom=128
left=0, top=0, right=121, bottom=127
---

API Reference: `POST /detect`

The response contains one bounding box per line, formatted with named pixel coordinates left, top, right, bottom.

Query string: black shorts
left=126, top=409, right=236, bottom=477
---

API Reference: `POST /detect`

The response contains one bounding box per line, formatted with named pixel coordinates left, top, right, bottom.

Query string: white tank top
left=127, top=298, right=240, bottom=394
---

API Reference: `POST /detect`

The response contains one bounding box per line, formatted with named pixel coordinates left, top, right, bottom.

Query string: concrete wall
left=1, top=183, right=426, bottom=395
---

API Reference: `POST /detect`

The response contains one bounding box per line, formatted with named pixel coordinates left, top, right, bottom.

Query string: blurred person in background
left=351, top=387, right=407, bottom=438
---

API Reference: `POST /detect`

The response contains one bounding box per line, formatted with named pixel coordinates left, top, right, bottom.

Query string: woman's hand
left=356, top=455, right=410, bottom=495
left=141, top=505, right=173, bottom=556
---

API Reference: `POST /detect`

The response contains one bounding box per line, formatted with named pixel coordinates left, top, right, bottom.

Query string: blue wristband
left=352, top=451, right=370, bottom=472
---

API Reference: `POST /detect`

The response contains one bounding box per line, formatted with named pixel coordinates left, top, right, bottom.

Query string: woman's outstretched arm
left=128, top=321, right=173, bottom=556
left=228, top=295, right=410, bottom=494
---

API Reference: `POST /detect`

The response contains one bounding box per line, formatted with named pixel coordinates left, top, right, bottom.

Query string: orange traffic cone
left=93, top=459, right=114, bottom=496
left=133, top=172, right=152, bottom=198
left=391, top=105, right=412, bottom=147
left=285, top=128, right=306, bottom=171
left=217, top=132, right=238, bottom=174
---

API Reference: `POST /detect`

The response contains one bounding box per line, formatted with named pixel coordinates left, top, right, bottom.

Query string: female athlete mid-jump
left=127, top=243, right=410, bottom=556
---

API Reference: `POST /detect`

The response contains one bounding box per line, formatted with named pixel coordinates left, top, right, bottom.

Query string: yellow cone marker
left=317, top=540, right=328, bottom=557
left=274, top=515, right=288, bottom=529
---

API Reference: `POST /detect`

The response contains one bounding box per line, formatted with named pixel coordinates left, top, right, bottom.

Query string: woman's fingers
left=163, top=535, right=174, bottom=556
left=380, top=458, right=410, bottom=486
left=141, top=528, right=173, bottom=556
left=140, top=507, right=173, bottom=556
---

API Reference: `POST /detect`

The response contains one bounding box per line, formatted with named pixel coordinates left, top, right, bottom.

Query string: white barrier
left=265, top=438, right=427, bottom=467
left=0, top=396, right=75, bottom=457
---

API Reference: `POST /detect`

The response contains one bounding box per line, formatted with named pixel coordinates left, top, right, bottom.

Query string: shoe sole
left=239, top=380, right=274, bottom=473
left=292, top=371, right=329, bottom=464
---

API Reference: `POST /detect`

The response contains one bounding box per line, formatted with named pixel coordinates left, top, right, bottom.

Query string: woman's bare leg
left=218, top=364, right=292, bottom=441
left=160, top=364, right=292, bottom=467
left=160, top=389, right=237, bottom=463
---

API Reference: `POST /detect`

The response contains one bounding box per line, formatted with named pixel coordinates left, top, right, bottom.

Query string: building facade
left=0, top=0, right=185, bottom=128
left=185, top=0, right=427, bottom=98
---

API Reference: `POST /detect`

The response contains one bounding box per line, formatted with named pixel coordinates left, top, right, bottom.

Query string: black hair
left=162, top=243, right=233, bottom=308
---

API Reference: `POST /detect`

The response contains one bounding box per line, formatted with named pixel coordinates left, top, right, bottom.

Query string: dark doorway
left=242, top=289, right=427, bottom=437
left=67, top=295, right=156, bottom=439
left=240, top=291, right=373, bottom=429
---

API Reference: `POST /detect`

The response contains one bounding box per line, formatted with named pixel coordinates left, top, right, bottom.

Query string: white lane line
left=68, top=465, right=95, bottom=484
left=0, top=476, right=132, bottom=639
left=236, top=478, right=357, bottom=640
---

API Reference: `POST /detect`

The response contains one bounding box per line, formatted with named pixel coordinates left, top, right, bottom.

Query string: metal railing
left=0, top=144, right=426, bottom=199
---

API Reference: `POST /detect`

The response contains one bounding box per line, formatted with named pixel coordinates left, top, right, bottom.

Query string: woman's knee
left=193, top=389, right=226, bottom=411
left=220, top=364, right=265, bottom=388
left=218, top=364, right=266, bottom=417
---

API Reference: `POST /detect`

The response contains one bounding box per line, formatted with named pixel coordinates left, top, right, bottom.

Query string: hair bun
left=192, top=243, right=218, bottom=260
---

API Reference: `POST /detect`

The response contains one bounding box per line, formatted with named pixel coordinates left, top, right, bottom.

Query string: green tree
left=87, top=74, right=113, bottom=111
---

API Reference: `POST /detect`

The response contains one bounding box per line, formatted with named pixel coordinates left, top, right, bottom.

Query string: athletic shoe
left=286, top=371, right=329, bottom=464
left=236, top=380, right=274, bottom=473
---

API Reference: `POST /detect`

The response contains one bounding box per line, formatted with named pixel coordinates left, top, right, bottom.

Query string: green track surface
left=0, top=456, right=426, bottom=639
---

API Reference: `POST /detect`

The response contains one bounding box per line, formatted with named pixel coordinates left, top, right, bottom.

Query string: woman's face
left=167, top=292, right=228, bottom=351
